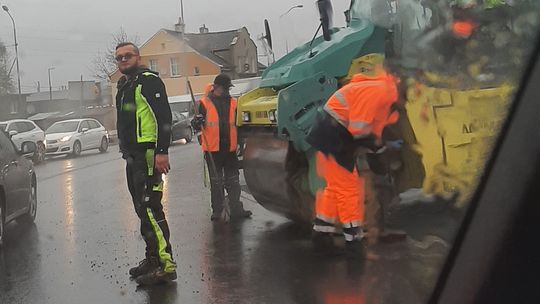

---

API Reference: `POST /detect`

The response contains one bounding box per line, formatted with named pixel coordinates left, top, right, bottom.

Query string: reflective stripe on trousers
left=146, top=207, right=176, bottom=273
left=314, top=152, right=365, bottom=235
left=143, top=149, right=175, bottom=272
left=125, top=149, right=176, bottom=273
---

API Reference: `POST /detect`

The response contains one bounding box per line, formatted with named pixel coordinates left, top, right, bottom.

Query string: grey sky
left=0, top=0, right=349, bottom=93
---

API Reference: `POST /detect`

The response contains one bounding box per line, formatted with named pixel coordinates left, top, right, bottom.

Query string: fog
left=0, top=0, right=349, bottom=92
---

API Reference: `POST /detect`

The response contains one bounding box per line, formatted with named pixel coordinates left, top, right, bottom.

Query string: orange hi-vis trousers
left=314, top=152, right=365, bottom=241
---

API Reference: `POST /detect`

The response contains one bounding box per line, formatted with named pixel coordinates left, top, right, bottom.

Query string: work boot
left=312, top=231, right=338, bottom=255
left=345, top=238, right=367, bottom=259
left=211, top=210, right=222, bottom=221
left=136, top=268, right=177, bottom=286
left=231, top=209, right=252, bottom=219
left=230, top=201, right=252, bottom=219
left=129, top=257, right=159, bottom=278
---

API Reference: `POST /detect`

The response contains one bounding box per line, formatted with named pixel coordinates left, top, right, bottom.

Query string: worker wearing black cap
left=192, top=74, right=252, bottom=221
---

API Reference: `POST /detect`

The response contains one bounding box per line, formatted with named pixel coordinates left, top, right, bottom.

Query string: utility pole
left=80, top=75, right=84, bottom=118
left=48, top=67, right=55, bottom=101
left=2, top=5, right=22, bottom=112
left=180, top=0, right=184, bottom=22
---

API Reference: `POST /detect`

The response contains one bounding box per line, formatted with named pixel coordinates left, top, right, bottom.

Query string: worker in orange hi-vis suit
left=307, top=67, right=399, bottom=257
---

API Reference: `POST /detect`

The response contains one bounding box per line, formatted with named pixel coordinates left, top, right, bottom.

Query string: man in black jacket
left=115, top=42, right=176, bottom=285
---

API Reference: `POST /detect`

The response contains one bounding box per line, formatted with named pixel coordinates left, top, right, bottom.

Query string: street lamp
left=280, top=4, right=304, bottom=54
left=280, top=4, right=304, bottom=18
left=2, top=5, right=22, bottom=110
left=48, top=67, right=55, bottom=101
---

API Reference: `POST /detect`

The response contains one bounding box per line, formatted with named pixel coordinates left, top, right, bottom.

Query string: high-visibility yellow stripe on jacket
left=200, top=96, right=238, bottom=152
left=134, top=72, right=159, bottom=144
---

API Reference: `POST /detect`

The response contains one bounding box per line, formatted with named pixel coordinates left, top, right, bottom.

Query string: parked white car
left=45, top=119, right=109, bottom=157
left=0, top=119, right=46, bottom=163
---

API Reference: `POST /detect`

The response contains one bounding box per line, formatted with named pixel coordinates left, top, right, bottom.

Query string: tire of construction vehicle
left=284, top=144, right=316, bottom=224
left=242, top=134, right=315, bottom=224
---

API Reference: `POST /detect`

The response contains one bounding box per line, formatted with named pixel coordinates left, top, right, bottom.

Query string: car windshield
left=46, top=121, right=79, bottom=134
left=0, top=1, right=539, bottom=303
left=170, top=102, right=191, bottom=114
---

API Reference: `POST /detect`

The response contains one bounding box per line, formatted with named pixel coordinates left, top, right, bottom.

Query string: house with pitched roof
left=111, top=20, right=263, bottom=98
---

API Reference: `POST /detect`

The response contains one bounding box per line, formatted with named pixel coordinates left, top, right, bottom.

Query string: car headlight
left=242, top=111, right=251, bottom=122
left=60, top=135, right=72, bottom=142
left=268, top=109, right=277, bottom=123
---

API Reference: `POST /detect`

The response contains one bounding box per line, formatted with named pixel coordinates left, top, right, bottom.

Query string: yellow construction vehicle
left=237, top=0, right=534, bottom=222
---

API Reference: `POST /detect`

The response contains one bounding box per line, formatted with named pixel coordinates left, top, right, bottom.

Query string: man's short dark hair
left=115, top=42, right=140, bottom=55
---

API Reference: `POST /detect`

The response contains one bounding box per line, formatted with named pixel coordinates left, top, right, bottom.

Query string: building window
left=149, top=59, right=158, bottom=72
left=194, top=66, right=200, bottom=76
left=10, top=101, right=17, bottom=114
left=170, top=58, right=179, bottom=76
left=161, top=43, right=166, bottom=50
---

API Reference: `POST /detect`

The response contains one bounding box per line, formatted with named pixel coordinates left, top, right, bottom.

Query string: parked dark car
left=0, top=131, right=38, bottom=247
left=171, top=111, right=193, bottom=144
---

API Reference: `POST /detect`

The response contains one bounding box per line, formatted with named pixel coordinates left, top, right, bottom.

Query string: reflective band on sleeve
left=333, top=91, right=349, bottom=108
left=324, top=105, right=348, bottom=127
left=349, top=121, right=373, bottom=139
left=350, top=121, right=370, bottom=129
left=142, top=72, right=158, bottom=77
left=146, top=208, right=176, bottom=273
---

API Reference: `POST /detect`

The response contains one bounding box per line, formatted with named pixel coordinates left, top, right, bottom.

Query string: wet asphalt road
left=0, top=141, right=451, bottom=304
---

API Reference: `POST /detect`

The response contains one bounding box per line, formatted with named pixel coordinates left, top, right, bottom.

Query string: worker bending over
left=307, top=67, right=399, bottom=256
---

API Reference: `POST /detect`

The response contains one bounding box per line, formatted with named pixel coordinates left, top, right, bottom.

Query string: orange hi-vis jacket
left=323, top=72, right=399, bottom=141
left=199, top=95, right=238, bottom=152
left=313, top=71, right=399, bottom=230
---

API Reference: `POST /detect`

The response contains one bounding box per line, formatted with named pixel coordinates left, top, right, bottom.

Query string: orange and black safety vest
left=199, top=96, right=238, bottom=152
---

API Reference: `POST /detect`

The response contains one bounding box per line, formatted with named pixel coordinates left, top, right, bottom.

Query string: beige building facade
left=111, top=25, right=260, bottom=99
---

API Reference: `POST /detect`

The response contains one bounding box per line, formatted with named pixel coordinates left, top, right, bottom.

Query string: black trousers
left=125, top=149, right=176, bottom=273
left=205, top=151, right=242, bottom=213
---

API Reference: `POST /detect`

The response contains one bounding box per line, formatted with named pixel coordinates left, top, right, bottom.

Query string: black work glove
left=191, top=114, right=205, bottom=132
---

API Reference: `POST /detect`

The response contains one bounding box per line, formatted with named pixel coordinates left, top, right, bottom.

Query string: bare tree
left=0, top=40, right=15, bottom=95
left=92, top=27, right=140, bottom=81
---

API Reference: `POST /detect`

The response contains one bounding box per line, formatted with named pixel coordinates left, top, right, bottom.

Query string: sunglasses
left=115, top=53, right=136, bottom=62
